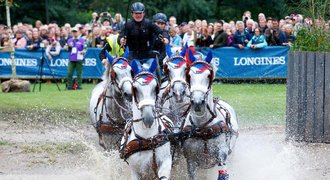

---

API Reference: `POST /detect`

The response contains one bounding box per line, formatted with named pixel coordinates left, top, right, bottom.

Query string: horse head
left=131, top=59, right=159, bottom=128
left=106, top=48, right=132, bottom=102
left=163, top=44, right=188, bottom=102
left=186, top=49, right=214, bottom=116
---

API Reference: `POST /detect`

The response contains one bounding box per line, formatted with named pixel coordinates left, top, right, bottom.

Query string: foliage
left=0, top=0, right=294, bottom=26
left=289, top=0, right=330, bottom=52
left=292, top=26, right=330, bottom=52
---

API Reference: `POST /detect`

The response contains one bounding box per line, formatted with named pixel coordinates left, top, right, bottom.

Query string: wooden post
left=287, top=51, right=330, bottom=143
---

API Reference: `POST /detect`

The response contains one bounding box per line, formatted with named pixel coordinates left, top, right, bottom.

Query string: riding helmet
left=153, top=13, right=167, bottom=23
left=131, top=2, right=145, bottom=13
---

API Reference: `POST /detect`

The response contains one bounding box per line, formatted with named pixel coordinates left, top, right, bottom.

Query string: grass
left=0, top=82, right=286, bottom=127
left=213, top=83, right=286, bottom=127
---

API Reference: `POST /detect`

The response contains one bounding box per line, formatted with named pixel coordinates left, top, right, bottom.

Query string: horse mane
left=102, top=60, right=111, bottom=81
left=210, top=59, right=218, bottom=79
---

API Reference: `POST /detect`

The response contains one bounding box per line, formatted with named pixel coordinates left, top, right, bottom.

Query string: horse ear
left=188, top=49, right=196, bottom=63
left=123, top=46, right=129, bottom=59
left=166, top=44, right=172, bottom=57
left=131, top=60, right=141, bottom=76
left=148, top=59, right=158, bottom=74
left=106, top=50, right=114, bottom=64
left=205, top=50, right=213, bottom=63
left=180, top=43, right=188, bottom=57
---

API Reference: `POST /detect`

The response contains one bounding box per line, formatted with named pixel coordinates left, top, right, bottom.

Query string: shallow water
left=0, top=123, right=329, bottom=180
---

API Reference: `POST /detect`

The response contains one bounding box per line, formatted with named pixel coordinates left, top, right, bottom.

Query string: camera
left=201, top=34, right=205, bottom=39
left=245, top=16, right=249, bottom=20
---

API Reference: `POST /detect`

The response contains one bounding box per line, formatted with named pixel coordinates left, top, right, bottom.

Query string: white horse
left=89, top=50, right=133, bottom=150
left=160, top=45, right=190, bottom=130
left=120, top=59, right=173, bottom=180
left=182, top=50, right=239, bottom=180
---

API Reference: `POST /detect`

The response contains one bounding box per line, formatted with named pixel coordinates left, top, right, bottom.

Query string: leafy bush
left=292, top=26, right=330, bottom=52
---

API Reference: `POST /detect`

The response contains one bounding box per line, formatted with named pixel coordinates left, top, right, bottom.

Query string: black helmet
left=131, top=2, right=145, bottom=13
left=153, top=13, right=167, bottom=23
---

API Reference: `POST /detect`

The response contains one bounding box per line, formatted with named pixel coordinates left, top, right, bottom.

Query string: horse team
left=89, top=45, right=239, bottom=180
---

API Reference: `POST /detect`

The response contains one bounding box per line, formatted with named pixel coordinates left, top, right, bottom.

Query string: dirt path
left=0, top=119, right=329, bottom=180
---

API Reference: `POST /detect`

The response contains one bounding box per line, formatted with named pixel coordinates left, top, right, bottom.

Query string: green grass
left=213, top=83, right=286, bottom=127
left=0, top=82, right=286, bottom=127
left=0, top=83, right=95, bottom=111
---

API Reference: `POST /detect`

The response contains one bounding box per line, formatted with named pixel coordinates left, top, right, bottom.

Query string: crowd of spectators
left=0, top=11, right=329, bottom=53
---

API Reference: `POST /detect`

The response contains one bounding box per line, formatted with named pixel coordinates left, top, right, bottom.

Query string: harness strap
left=182, top=121, right=229, bottom=140
left=120, top=135, right=168, bottom=160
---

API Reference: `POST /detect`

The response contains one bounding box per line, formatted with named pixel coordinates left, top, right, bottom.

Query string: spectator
left=325, top=20, right=330, bottom=30
left=247, top=27, right=267, bottom=49
left=182, top=22, right=195, bottom=47
left=169, top=26, right=182, bottom=48
left=195, top=27, right=213, bottom=50
left=46, top=38, right=61, bottom=60
left=95, top=26, right=107, bottom=48
left=258, top=18, right=268, bottom=33
left=210, top=20, right=227, bottom=48
left=242, top=10, right=252, bottom=26
left=26, top=31, right=42, bottom=50
left=12, top=30, right=27, bottom=48
left=66, top=27, right=86, bottom=90
left=90, top=12, right=101, bottom=28
left=282, top=24, right=295, bottom=46
left=207, top=24, right=214, bottom=39
left=118, top=2, right=168, bottom=70
left=0, top=33, right=11, bottom=51
left=245, top=19, right=255, bottom=39
left=226, top=28, right=234, bottom=46
left=25, top=30, right=33, bottom=46
left=258, top=13, right=266, bottom=22
left=266, top=17, right=273, bottom=29
left=39, top=26, right=49, bottom=40
left=179, top=22, right=188, bottom=38
left=112, top=13, right=124, bottom=32
left=232, top=21, right=250, bottom=49
left=35, top=20, right=43, bottom=30
left=264, top=18, right=285, bottom=46
left=59, top=28, right=71, bottom=48
left=169, top=16, right=177, bottom=27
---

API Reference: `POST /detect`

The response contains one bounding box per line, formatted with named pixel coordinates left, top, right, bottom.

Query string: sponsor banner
left=199, top=46, right=289, bottom=79
left=0, top=48, right=104, bottom=78
left=0, top=47, right=289, bottom=79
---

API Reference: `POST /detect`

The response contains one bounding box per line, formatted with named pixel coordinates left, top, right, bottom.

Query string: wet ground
left=0, top=119, right=329, bottom=180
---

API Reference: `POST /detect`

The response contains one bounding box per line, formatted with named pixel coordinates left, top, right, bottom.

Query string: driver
left=118, top=2, right=169, bottom=71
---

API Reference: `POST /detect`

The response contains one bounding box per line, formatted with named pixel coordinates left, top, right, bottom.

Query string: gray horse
left=182, top=50, right=239, bottom=180
left=89, top=50, right=133, bottom=150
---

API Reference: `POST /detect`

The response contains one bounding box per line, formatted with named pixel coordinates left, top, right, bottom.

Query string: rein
left=94, top=81, right=132, bottom=135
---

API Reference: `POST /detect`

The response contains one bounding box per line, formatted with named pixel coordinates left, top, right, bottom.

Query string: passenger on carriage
left=152, top=12, right=170, bottom=77
left=118, top=2, right=169, bottom=71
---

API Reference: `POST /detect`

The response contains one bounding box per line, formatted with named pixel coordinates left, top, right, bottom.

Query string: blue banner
left=200, top=46, right=289, bottom=79
left=0, top=47, right=289, bottom=79
left=0, top=48, right=104, bottom=79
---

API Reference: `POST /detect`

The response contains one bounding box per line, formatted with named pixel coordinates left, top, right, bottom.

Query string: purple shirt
left=67, top=37, right=85, bottom=61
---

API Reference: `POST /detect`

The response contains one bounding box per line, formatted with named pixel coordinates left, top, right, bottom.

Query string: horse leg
left=186, top=159, right=198, bottom=180
left=98, top=133, right=106, bottom=150
left=130, top=171, right=141, bottom=180
left=157, top=157, right=172, bottom=180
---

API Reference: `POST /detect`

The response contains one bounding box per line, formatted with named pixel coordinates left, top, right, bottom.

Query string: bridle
left=163, top=55, right=188, bottom=87
left=186, top=60, right=214, bottom=91
left=132, top=71, right=160, bottom=110
left=109, top=57, right=132, bottom=91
